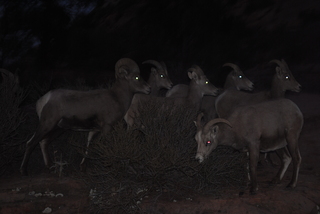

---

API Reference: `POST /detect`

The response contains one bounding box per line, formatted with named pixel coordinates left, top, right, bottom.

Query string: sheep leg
left=20, top=126, right=52, bottom=176
left=286, top=135, right=302, bottom=188
left=80, top=130, right=100, bottom=170
left=124, top=109, right=135, bottom=129
left=39, top=128, right=65, bottom=170
left=266, top=152, right=279, bottom=166
left=20, top=134, right=37, bottom=176
left=271, top=147, right=292, bottom=184
left=80, top=124, right=112, bottom=170
left=248, top=147, right=260, bottom=194
left=39, top=139, right=52, bottom=168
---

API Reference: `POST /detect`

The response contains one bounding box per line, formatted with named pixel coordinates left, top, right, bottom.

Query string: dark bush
left=0, top=78, right=28, bottom=175
left=84, top=98, right=248, bottom=213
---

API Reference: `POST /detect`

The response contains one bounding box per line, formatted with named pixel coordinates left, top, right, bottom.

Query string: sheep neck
left=111, top=79, right=135, bottom=112
left=218, top=125, right=236, bottom=146
left=223, top=74, right=237, bottom=90
left=147, top=74, right=160, bottom=96
left=218, top=125, right=248, bottom=151
left=270, top=75, right=286, bottom=99
left=186, top=80, right=203, bottom=109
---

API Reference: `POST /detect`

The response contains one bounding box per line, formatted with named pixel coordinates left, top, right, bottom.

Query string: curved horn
left=115, top=58, right=139, bottom=78
left=142, top=60, right=163, bottom=72
left=187, top=67, right=197, bottom=73
left=191, top=64, right=204, bottom=75
left=269, top=59, right=284, bottom=69
left=203, top=118, right=232, bottom=134
left=188, top=65, right=205, bottom=80
left=160, top=61, right=168, bottom=74
left=281, top=59, right=289, bottom=70
left=195, top=112, right=204, bottom=129
left=223, top=63, right=241, bottom=72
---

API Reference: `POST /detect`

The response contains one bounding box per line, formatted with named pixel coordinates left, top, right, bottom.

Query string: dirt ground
left=0, top=92, right=320, bottom=214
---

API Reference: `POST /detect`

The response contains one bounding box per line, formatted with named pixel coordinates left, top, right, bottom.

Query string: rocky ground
left=0, top=92, right=319, bottom=214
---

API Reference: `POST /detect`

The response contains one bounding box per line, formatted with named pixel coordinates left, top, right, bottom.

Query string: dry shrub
left=84, top=98, right=248, bottom=213
left=0, top=79, right=27, bottom=175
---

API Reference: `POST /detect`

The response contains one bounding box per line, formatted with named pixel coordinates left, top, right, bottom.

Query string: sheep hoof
left=270, top=178, right=281, bottom=185
left=286, top=183, right=296, bottom=189
left=20, top=168, right=28, bottom=176
left=250, top=190, right=257, bottom=195
left=250, top=187, right=258, bottom=195
left=80, top=163, right=87, bottom=172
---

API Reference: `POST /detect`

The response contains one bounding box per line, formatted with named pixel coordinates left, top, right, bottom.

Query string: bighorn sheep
left=215, top=59, right=301, bottom=119
left=142, top=60, right=173, bottom=96
left=166, top=63, right=253, bottom=98
left=20, top=58, right=151, bottom=175
left=164, top=65, right=219, bottom=109
left=124, top=60, right=172, bottom=128
left=125, top=64, right=219, bottom=128
left=165, top=63, right=253, bottom=122
left=200, top=63, right=254, bottom=122
left=215, top=59, right=301, bottom=165
left=195, top=98, right=303, bottom=194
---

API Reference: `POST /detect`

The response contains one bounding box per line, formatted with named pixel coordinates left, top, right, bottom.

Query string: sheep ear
left=151, top=67, right=157, bottom=75
left=188, top=71, right=199, bottom=80
left=231, top=70, right=237, bottom=77
left=212, top=125, right=219, bottom=134
left=210, top=125, right=219, bottom=138
left=116, top=67, right=128, bottom=79
left=275, top=66, right=284, bottom=78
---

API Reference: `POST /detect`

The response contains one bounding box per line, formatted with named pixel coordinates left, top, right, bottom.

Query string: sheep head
left=195, top=115, right=232, bottom=163
left=269, top=59, right=301, bottom=93
left=223, top=63, right=254, bottom=91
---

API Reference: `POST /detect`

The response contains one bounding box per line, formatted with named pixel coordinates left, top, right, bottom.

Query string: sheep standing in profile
left=20, top=58, right=151, bottom=175
left=195, top=99, right=303, bottom=194
left=215, top=59, right=302, bottom=165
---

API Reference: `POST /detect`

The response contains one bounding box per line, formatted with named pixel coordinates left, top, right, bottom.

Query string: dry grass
left=83, top=98, right=248, bottom=213
left=0, top=79, right=28, bottom=175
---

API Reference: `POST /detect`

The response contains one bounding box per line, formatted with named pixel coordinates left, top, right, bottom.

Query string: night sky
left=1, top=0, right=320, bottom=91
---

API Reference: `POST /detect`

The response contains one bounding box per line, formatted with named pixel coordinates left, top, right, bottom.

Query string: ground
left=0, top=92, right=319, bottom=214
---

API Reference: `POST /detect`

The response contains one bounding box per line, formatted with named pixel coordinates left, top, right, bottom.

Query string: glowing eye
left=207, top=140, right=211, bottom=144
left=285, top=76, right=289, bottom=80
left=239, top=75, right=242, bottom=79
left=160, top=74, right=164, bottom=78
left=205, top=81, right=209, bottom=84
left=135, top=76, right=139, bottom=80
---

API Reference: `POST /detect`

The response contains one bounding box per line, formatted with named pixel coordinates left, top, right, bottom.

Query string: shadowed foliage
left=0, top=77, right=27, bottom=175
left=81, top=98, right=248, bottom=213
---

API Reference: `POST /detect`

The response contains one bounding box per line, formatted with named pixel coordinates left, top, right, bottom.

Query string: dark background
left=1, top=0, right=320, bottom=91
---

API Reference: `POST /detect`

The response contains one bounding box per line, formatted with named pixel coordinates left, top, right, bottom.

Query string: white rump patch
left=36, top=91, right=52, bottom=117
